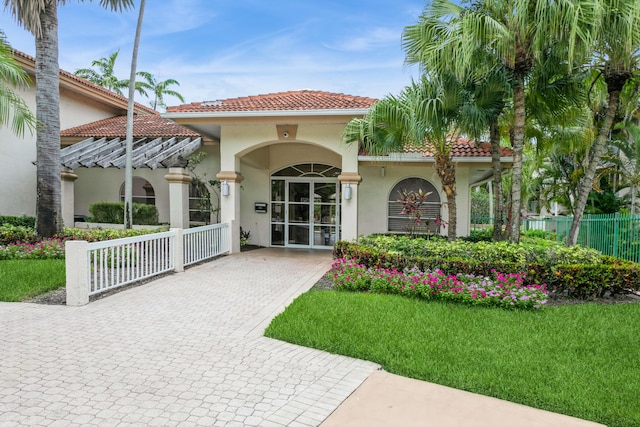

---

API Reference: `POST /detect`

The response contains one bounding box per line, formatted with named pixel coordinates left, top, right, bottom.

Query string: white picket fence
left=66, top=223, right=230, bottom=305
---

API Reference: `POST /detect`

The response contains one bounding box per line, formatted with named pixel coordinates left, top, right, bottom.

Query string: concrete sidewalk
left=0, top=248, right=605, bottom=426
left=321, top=370, right=605, bottom=427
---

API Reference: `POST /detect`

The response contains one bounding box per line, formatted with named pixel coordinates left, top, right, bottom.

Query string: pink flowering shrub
left=329, top=258, right=548, bottom=309
left=0, top=239, right=66, bottom=260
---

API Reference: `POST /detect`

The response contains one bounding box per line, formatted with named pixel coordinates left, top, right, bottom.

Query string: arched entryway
left=270, top=163, right=341, bottom=248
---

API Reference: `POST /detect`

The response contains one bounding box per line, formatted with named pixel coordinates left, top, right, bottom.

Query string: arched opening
left=271, top=163, right=341, bottom=248
left=388, top=177, right=441, bottom=234
left=119, top=177, right=155, bottom=205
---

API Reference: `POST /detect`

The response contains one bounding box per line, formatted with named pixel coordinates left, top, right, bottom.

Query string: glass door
left=287, top=182, right=311, bottom=246
left=271, top=179, right=340, bottom=248
left=312, top=182, right=338, bottom=248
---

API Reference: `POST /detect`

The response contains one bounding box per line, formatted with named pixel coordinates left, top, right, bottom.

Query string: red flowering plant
left=328, top=258, right=548, bottom=309
left=397, top=188, right=433, bottom=236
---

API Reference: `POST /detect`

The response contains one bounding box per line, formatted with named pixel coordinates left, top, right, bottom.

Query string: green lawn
left=265, top=290, right=640, bottom=427
left=0, top=259, right=66, bottom=302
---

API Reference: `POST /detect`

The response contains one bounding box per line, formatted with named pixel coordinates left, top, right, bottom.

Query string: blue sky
left=0, top=1, right=425, bottom=108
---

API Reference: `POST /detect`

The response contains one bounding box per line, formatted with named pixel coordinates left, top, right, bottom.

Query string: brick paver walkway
left=0, top=249, right=379, bottom=426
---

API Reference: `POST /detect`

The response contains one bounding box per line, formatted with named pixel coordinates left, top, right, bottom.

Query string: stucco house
left=3, top=51, right=513, bottom=251
left=0, top=50, right=156, bottom=220
left=161, top=90, right=513, bottom=251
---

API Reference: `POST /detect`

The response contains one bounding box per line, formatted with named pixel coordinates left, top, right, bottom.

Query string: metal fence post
left=613, top=213, right=619, bottom=258
left=66, top=240, right=89, bottom=306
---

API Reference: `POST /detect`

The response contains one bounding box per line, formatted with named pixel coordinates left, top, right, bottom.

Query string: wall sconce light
left=221, top=180, right=230, bottom=197
left=380, top=166, right=385, bottom=177
left=343, top=183, right=352, bottom=200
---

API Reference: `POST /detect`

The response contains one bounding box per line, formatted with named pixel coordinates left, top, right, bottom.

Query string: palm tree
left=75, top=50, right=152, bottom=98
left=596, top=120, right=640, bottom=215
left=123, top=0, right=145, bottom=229
left=568, top=0, right=640, bottom=245
left=0, top=31, right=37, bottom=135
left=74, top=50, right=129, bottom=95
left=343, top=74, right=464, bottom=241
left=4, top=0, right=133, bottom=237
left=136, top=71, right=185, bottom=110
left=403, top=0, right=599, bottom=243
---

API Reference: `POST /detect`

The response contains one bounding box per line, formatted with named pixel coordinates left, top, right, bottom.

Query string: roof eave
left=162, top=108, right=370, bottom=120
left=358, top=155, right=514, bottom=163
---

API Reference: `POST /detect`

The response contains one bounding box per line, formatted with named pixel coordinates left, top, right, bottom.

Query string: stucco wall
left=357, top=163, right=471, bottom=238
left=72, top=144, right=220, bottom=225
left=219, top=123, right=350, bottom=246
left=74, top=168, right=170, bottom=223
left=0, top=84, right=119, bottom=217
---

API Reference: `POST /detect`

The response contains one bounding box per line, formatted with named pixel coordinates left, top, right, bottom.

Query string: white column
left=164, top=167, right=192, bottom=229
left=171, top=228, right=184, bottom=273
left=61, top=168, right=78, bottom=228
left=338, top=172, right=361, bottom=242
left=216, top=171, right=244, bottom=253
left=66, top=240, right=89, bottom=306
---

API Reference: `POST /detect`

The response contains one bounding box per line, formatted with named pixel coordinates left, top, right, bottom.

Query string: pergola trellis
left=61, top=135, right=202, bottom=169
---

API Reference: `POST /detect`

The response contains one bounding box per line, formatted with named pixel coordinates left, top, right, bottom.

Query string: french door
left=271, top=179, right=340, bottom=248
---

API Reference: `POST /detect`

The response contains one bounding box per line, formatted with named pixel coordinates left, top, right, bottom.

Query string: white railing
left=87, top=231, right=175, bottom=296
left=66, top=223, right=230, bottom=305
left=184, top=223, right=230, bottom=266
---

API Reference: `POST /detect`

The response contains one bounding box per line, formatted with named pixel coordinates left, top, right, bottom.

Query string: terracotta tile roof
left=13, top=50, right=157, bottom=115
left=61, top=115, right=200, bottom=138
left=361, top=137, right=513, bottom=158
left=166, top=90, right=377, bottom=113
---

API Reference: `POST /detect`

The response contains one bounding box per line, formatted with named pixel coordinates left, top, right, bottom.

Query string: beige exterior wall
left=357, top=162, right=472, bottom=238
left=0, top=84, right=120, bottom=218
left=74, top=168, right=170, bottom=223
left=72, top=144, right=220, bottom=226
left=218, top=122, right=352, bottom=247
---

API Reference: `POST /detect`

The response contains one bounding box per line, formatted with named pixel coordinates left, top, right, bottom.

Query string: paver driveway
left=0, top=248, right=379, bottom=426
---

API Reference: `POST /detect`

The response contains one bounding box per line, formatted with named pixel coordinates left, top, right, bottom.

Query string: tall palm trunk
left=489, top=118, right=504, bottom=241
left=124, top=0, right=145, bottom=229
left=568, top=87, right=621, bottom=246
left=35, top=0, right=61, bottom=238
left=434, top=151, right=457, bottom=241
left=509, top=76, right=526, bottom=243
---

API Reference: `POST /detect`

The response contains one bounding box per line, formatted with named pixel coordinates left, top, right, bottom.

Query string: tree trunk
left=35, top=0, right=61, bottom=238
left=567, top=88, right=621, bottom=246
left=489, top=118, right=504, bottom=241
left=509, top=76, right=526, bottom=243
left=434, top=152, right=457, bottom=241
left=124, top=0, right=146, bottom=229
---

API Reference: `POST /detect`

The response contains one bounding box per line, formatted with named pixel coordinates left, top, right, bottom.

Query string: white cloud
left=325, top=27, right=401, bottom=52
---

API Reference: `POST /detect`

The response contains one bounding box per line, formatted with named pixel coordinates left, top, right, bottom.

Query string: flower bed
left=0, top=239, right=66, bottom=260
left=330, top=258, right=548, bottom=309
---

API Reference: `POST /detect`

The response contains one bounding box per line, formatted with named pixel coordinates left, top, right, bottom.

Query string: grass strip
left=0, top=259, right=66, bottom=301
left=265, top=291, right=640, bottom=427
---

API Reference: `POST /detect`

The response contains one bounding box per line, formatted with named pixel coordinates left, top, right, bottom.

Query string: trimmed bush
left=57, top=227, right=160, bottom=243
left=89, top=202, right=159, bottom=225
left=0, top=216, right=36, bottom=228
left=0, top=224, right=38, bottom=245
left=334, top=237, right=640, bottom=299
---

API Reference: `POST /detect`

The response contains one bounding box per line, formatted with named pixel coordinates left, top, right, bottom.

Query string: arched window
left=119, top=177, right=155, bottom=205
left=272, top=163, right=341, bottom=178
left=388, top=177, right=441, bottom=233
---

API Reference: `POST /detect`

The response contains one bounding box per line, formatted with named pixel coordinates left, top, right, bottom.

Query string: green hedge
left=0, top=216, right=36, bottom=228
left=89, top=202, right=159, bottom=225
left=333, top=239, right=640, bottom=299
